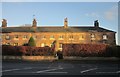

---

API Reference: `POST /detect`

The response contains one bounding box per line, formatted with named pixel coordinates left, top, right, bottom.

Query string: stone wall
left=2, top=56, right=57, bottom=61
left=2, top=31, right=116, bottom=51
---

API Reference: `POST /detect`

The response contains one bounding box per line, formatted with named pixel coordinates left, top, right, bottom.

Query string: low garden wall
left=2, top=56, right=57, bottom=61
left=2, top=56, right=119, bottom=61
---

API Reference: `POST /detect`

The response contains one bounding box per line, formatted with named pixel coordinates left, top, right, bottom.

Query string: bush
left=2, top=45, right=25, bottom=56
left=28, top=37, right=36, bottom=46
left=62, top=44, right=120, bottom=57
left=62, top=44, right=108, bottom=57
left=105, top=45, right=120, bottom=57
left=2, top=45, right=54, bottom=56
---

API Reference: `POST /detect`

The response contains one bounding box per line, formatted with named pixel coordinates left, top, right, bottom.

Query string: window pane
left=59, top=43, right=62, bottom=48
left=6, top=43, right=10, bottom=45
left=41, top=43, right=46, bottom=47
left=43, top=36, right=46, bottom=39
left=23, top=35, right=27, bottom=38
left=15, top=35, right=18, bottom=38
left=59, top=35, right=63, bottom=38
left=5, top=35, right=10, bottom=40
left=103, top=35, right=107, bottom=40
left=50, top=35, right=54, bottom=38
left=91, top=34, right=95, bottom=38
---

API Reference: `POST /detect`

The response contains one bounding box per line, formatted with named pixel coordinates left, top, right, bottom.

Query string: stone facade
left=1, top=18, right=116, bottom=51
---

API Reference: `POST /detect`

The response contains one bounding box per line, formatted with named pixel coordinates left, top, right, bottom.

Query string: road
left=1, top=60, right=120, bottom=77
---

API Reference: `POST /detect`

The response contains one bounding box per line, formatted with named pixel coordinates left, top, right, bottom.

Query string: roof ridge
left=2, top=26, right=115, bottom=33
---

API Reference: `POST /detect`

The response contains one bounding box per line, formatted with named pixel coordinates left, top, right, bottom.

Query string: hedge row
left=62, top=44, right=120, bottom=57
left=2, top=44, right=120, bottom=57
left=2, top=45, right=54, bottom=56
left=106, top=45, right=120, bottom=57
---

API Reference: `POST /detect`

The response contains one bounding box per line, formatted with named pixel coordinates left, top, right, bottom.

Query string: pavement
left=1, top=60, right=120, bottom=77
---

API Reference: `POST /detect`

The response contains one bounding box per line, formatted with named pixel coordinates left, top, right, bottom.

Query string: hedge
left=2, top=44, right=120, bottom=57
left=62, top=44, right=120, bottom=57
left=2, top=45, right=54, bottom=56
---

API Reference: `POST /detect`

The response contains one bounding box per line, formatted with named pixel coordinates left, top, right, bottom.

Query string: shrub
left=2, top=46, right=25, bottom=56
left=62, top=44, right=120, bottom=57
left=2, top=45, right=54, bottom=56
left=62, top=44, right=108, bottom=57
left=28, top=37, right=36, bottom=46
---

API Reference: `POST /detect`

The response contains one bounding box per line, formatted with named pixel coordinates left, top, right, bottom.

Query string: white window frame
left=14, top=35, right=19, bottom=40
left=42, top=36, right=46, bottom=40
left=33, top=35, right=37, bottom=40
left=14, top=43, right=18, bottom=46
left=50, top=35, right=55, bottom=40
left=69, top=35, right=74, bottom=40
left=41, top=43, right=47, bottom=47
left=6, top=42, right=10, bottom=45
left=91, top=34, right=95, bottom=38
left=23, top=35, right=27, bottom=40
left=79, top=35, right=84, bottom=40
left=91, top=34, right=95, bottom=40
left=58, top=43, right=62, bottom=50
left=103, top=34, right=107, bottom=40
left=5, top=35, right=10, bottom=40
left=59, top=35, right=64, bottom=40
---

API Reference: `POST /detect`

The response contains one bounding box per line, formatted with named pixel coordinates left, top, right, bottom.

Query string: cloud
left=85, top=12, right=100, bottom=18
left=104, top=5, right=118, bottom=21
left=85, top=5, right=118, bottom=21
left=104, top=11, right=114, bottom=20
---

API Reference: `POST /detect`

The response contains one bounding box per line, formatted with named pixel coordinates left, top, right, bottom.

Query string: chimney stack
left=32, top=18, right=37, bottom=27
left=2, top=19, right=7, bottom=28
left=94, top=20, right=99, bottom=27
left=64, top=17, right=68, bottom=29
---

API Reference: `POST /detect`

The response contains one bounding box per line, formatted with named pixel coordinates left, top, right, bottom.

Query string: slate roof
left=1, top=26, right=116, bottom=33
